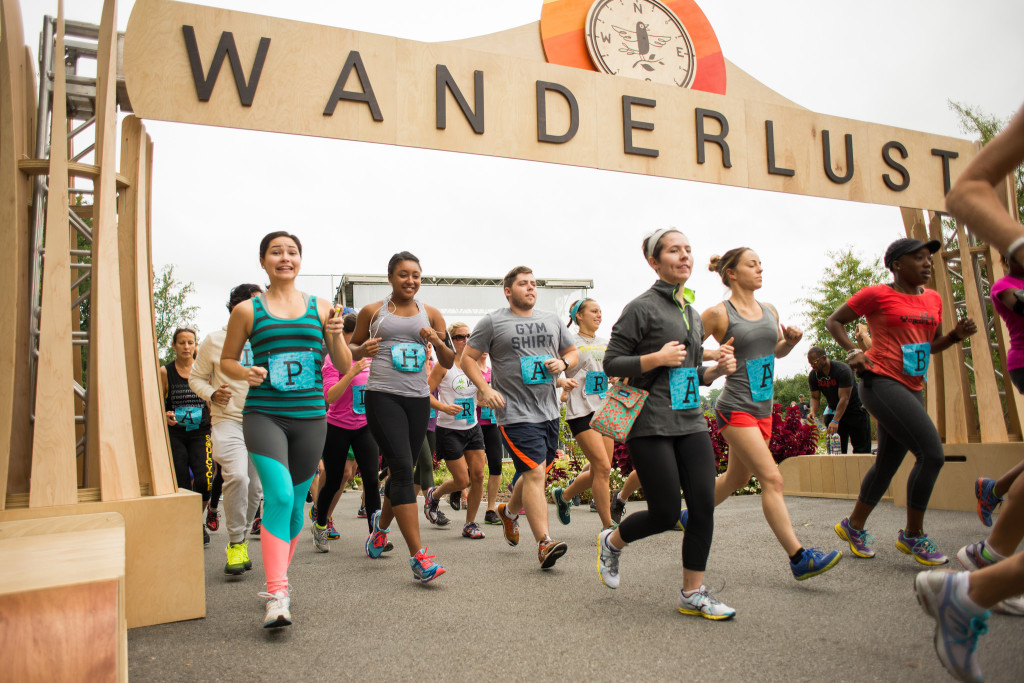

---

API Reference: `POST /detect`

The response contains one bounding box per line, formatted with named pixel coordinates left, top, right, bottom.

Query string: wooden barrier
left=780, top=455, right=893, bottom=502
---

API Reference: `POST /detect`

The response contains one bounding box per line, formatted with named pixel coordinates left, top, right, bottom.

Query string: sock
left=952, top=571, right=988, bottom=615
left=617, top=492, right=627, bottom=503
left=603, top=534, right=621, bottom=554
left=979, top=540, right=1005, bottom=563
left=504, top=505, right=518, bottom=520
left=789, top=548, right=805, bottom=564
left=315, top=523, right=326, bottom=530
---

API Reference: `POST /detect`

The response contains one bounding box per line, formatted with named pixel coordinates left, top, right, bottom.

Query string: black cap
left=884, top=238, right=940, bottom=270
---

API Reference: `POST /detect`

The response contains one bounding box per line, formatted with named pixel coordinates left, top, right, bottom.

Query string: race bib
left=391, top=342, right=426, bottom=372
left=269, top=351, right=318, bottom=392
left=240, top=341, right=254, bottom=368
left=454, top=397, right=476, bottom=424
left=480, top=406, right=494, bottom=421
left=520, top=355, right=552, bottom=385
left=174, top=405, right=203, bottom=431
left=902, top=342, right=931, bottom=377
left=745, top=354, right=775, bottom=402
left=669, top=367, right=700, bottom=410
left=430, top=407, right=436, bottom=419
left=584, top=371, right=608, bottom=396
left=351, top=384, right=367, bottom=415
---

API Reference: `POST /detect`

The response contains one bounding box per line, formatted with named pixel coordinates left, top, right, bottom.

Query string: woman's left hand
left=781, top=324, right=803, bottom=345
left=954, top=317, right=978, bottom=339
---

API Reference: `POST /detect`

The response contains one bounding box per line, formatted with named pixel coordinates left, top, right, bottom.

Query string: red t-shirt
left=846, top=284, right=942, bottom=391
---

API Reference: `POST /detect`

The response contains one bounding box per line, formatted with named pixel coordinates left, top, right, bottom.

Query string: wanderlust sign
left=124, top=0, right=976, bottom=212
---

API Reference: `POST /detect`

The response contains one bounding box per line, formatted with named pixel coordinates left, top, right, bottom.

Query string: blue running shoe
left=365, top=509, right=390, bottom=559
left=790, top=547, right=842, bottom=580
left=914, top=570, right=988, bottom=683
left=410, top=546, right=446, bottom=583
left=553, top=487, right=571, bottom=525
left=676, top=509, right=688, bottom=531
left=975, top=477, right=1002, bottom=528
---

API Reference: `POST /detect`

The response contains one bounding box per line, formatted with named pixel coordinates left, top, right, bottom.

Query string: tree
left=154, top=264, right=199, bottom=365
left=799, top=248, right=887, bottom=361
left=949, top=101, right=1023, bottom=225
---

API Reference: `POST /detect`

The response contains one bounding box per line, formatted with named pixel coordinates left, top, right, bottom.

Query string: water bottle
left=828, top=433, right=842, bottom=454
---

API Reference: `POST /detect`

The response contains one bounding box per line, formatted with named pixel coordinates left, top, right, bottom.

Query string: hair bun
left=708, top=255, right=722, bottom=272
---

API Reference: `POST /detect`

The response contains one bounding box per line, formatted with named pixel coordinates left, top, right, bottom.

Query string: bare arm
left=809, top=390, right=821, bottom=420
left=462, top=344, right=505, bottom=410
left=221, top=302, right=262, bottom=385
left=317, top=299, right=352, bottom=372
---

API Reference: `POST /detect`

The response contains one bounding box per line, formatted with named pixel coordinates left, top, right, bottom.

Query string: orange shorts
left=716, top=409, right=772, bottom=441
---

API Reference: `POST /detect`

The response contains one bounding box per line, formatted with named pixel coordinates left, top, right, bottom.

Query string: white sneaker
left=597, top=528, right=621, bottom=589
left=914, top=570, right=987, bottom=682
left=678, top=585, right=736, bottom=621
left=311, top=524, right=330, bottom=553
left=993, top=593, right=1024, bottom=616
left=259, top=591, right=291, bottom=628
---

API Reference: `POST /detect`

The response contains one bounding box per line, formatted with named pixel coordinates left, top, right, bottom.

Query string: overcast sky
left=18, top=0, right=1024, bottom=385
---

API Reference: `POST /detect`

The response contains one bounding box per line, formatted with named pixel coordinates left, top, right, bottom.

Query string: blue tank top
left=243, top=292, right=326, bottom=419
left=716, top=300, right=778, bottom=418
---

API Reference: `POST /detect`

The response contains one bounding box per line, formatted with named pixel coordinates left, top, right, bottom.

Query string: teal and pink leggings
left=243, top=411, right=326, bottom=595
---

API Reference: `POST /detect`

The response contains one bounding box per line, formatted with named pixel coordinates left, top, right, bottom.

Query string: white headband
left=645, top=228, right=679, bottom=260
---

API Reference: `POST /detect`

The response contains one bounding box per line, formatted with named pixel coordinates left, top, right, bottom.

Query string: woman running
left=221, top=231, right=351, bottom=628
left=475, top=352, right=504, bottom=525
left=696, top=247, right=842, bottom=580
left=424, top=322, right=487, bottom=539
left=599, top=228, right=737, bottom=619
left=827, top=238, right=977, bottom=565
left=160, top=327, right=214, bottom=548
left=552, top=298, right=615, bottom=531
left=350, top=251, right=455, bottom=583
left=310, top=312, right=381, bottom=552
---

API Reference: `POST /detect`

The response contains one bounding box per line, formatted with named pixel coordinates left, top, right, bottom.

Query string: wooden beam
left=902, top=208, right=943, bottom=431
left=30, top=2, right=78, bottom=507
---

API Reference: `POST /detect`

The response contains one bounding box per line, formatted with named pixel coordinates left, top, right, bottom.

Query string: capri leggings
left=413, top=431, right=436, bottom=490
left=243, top=411, right=327, bottom=594
left=316, top=424, right=381, bottom=532
left=618, top=432, right=716, bottom=572
left=481, top=423, right=503, bottom=476
left=366, top=390, right=430, bottom=507
left=169, top=427, right=213, bottom=502
left=857, top=372, right=944, bottom=510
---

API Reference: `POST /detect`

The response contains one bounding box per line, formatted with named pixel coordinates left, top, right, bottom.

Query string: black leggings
left=413, top=431, right=436, bottom=490
left=316, top=424, right=381, bottom=532
left=619, top=432, right=716, bottom=572
left=481, top=424, right=503, bottom=476
left=169, top=427, right=213, bottom=502
left=365, top=390, right=429, bottom=507
left=857, top=372, right=944, bottom=510
left=209, top=466, right=223, bottom=508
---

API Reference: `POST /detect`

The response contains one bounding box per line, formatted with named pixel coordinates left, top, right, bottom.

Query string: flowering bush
left=768, top=404, right=821, bottom=462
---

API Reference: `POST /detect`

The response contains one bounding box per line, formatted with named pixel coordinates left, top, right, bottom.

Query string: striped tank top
left=243, top=292, right=326, bottom=419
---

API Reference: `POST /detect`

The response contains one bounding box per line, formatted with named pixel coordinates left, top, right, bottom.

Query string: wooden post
left=902, top=208, right=944, bottom=432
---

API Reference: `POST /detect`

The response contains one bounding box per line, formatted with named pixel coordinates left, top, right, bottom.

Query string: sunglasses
left=452, top=334, right=470, bottom=341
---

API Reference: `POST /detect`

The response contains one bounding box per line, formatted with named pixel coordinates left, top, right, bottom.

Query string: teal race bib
left=520, top=355, right=552, bottom=384
left=480, top=406, right=494, bottom=421
left=745, top=354, right=775, bottom=402
left=240, top=341, right=254, bottom=368
left=351, top=384, right=367, bottom=415
left=902, top=342, right=930, bottom=377
left=269, top=351, right=318, bottom=392
left=584, top=371, right=608, bottom=396
left=430, top=407, right=436, bottom=418
left=174, top=405, right=203, bottom=431
left=454, top=397, right=476, bottom=424
left=391, top=342, right=426, bottom=372
left=669, top=367, right=700, bottom=410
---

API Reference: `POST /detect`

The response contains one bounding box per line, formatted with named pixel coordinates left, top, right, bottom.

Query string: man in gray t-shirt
left=463, top=266, right=578, bottom=570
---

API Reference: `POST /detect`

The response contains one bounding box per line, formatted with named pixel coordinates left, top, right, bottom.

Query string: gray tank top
left=716, top=300, right=778, bottom=418
left=366, top=296, right=431, bottom=398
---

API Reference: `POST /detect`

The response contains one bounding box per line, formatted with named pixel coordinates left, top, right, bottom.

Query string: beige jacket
left=188, top=326, right=249, bottom=425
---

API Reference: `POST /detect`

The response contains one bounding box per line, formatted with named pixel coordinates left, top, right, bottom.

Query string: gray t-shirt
left=468, top=308, right=575, bottom=425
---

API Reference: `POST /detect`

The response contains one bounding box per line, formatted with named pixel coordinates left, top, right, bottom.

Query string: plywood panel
left=820, top=456, right=835, bottom=494
left=87, top=0, right=142, bottom=501
left=807, top=456, right=823, bottom=493
left=832, top=457, right=848, bottom=494
left=30, top=4, right=78, bottom=508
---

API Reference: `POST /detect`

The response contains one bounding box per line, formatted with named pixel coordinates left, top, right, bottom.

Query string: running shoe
left=326, top=519, right=340, bottom=541
left=308, top=505, right=317, bottom=524
left=993, top=594, right=1024, bottom=616
left=897, top=530, right=949, bottom=566
left=834, top=517, right=875, bottom=558
left=462, top=521, right=485, bottom=539
left=553, top=487, right=571, bottom=525
left=383, top=540, right=395, bottom=553
left=203, top=525, right=210, bottom=548
left=312, top=523, right=330, bottom=553
left=597, top=528, right=621, bottom=589
left=449, top=491, right=462, bottom=511
left=957, top=541, right=996, bottom=571
left=250, top=517, right=262, bottom=537
left=424, top=486, right=441, bottom=524
left=225, top=542, right=246, bottom=576
left=790, top=547, right=843, bottom=580
left=241, top=540, right=252, bottom=570
left=565, top=477, right=581, bottom=506
left=306, top=490, right=313, bottom=503
left=410, top=546, right=446, bottom=583
left=610, top=489, right=626, bottom=524
left=206, top=507, right=219, bottom=532
left=974, top=477, right=1002, bottom=527
left=497, top=503, right=519, bottom=546
left=365, top=509, right=391, bottom=559
left=914, top=570, right=988, bottom=683
left=436, top=508, right=451, bottom=526
left=678, top=586, right=736, bottom=621
left=589, top=499, right=597, bottom=512
left=259, top=591, right=292, bottom=628
left=357, top=505, right=367, bottom=519
left=484, top=509, right=501, bottom=525
left=538, top=538, right=568, bottom=569
left=677, top=509, right=688, bottom=531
